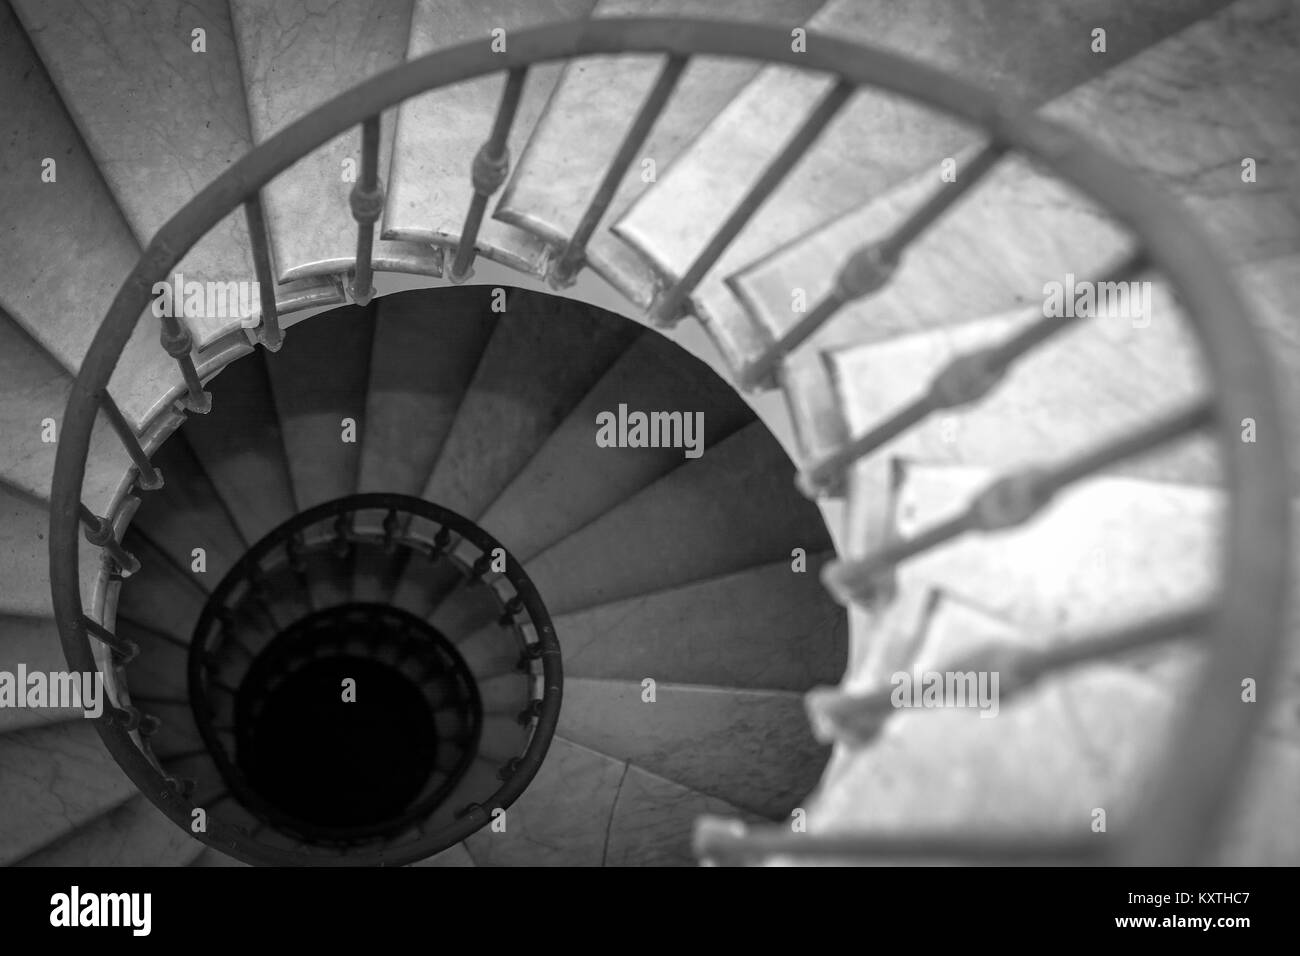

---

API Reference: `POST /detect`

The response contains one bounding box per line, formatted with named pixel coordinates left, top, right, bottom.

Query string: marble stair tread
left=888, top=461, right=1222, bottom=634
left=129, top=435, right=249, bottom=587
left=229, top=0, right=443, bottom=284
left=726, top=0, right=1296, bottom=373
left=9, top=0, right=279, bottom=350
left=15, top=792, right=206, bottom=867
left=0, top=721, right=137, bottom=865
left=553, top=552, right=846, bottom=690
left=181, top=350, right=299, bottom=543
left=806, top=593, right=1176, bottom=838
left=0, top=615, right=87, bottom=732
left=526, top=421, right=831, bottom=615
left=267, top=303, right=375, bottom=509
left=422, top=290, right=642, bottom=519
left=559, top=678, right=826, bottom=818
left=604, top=763, right=765, bottom=867
left=781, top=348, right=850, bottom=467
left=0, top=3, right=183, bottom=429
left=0, top=482, right=102, bottom=618
left=357, top=288, right=497, bottom=497
left=495, top=0, right=822, bottom=307
left=1212, top=735, right=1300, bottom=865
left=115, top=535, right=210, bottom=648
left=0, top=308, right=134, bottom=511
left=613, top=0, right=1222, bottom=368
left=827, top=284, right=1219, bottom=490
left=383, top=0, right=594, bottom=275
left=476, top=330, right=753, bottom=562
left=114, top=618, right=191, bottom=702
left=409, top=842, right=476, bottom=867
left=463, top=736, right=625, bottom=866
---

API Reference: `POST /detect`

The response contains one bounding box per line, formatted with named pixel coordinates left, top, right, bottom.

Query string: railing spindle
left=736, top=141, right=1007, bottom=387
left=99, top=397, right=163, bottom=490
left=449, top=67, right=528, bottom=282
left=78, top=502, right=140, bottom=575
left=824, top=399, right=1215, bottom=604
left=244, top=194, right=284, bottom=351
left=349, top=115, right=384, bottom=306
left=549, top=55, right=688, bottom=288
left=83, top=615, right=139, bottom=664
left=651, top=79, right=856, bottom=327
left=807, top=604, right=1211, bottom=744
left=798, top=250, right=1151, bottom=495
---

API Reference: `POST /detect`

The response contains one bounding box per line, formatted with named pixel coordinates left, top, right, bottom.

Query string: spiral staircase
left=1, top=0, right=1298, bottom=866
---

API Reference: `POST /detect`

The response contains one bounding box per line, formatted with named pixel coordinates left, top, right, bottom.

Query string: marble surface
left=808, top=593, right=1177, bottom=837
left=604, top=764, right=760, bottom=867
left=384, top=0, right=591, bottom=274
left=830, top=281, right=1219, bottom=489
left=229, top=0, right=445, bottom=283
left=409, top=841, right=475, bottom=866
left=421, top=292, right=641, bottom=519
left=0, top=614, right=86, bottom=732
left=892, top=461, right=1222, bottom=634
left=0, top=721, right=136, bottom=864
left=115, top=538, right=208, bottom=652
left=356, top=289, right=496, bottom=496
left=730, top=0, right=1298, bottom=372
left=114, top=618, right=192, bottom=702
left=0, top=483, right=101, bottom=618
left=553, top=552, right=845, bottom=690
left=266, top=303, right=374, bottom=509
left=615, top=0, right=1219, bottom=359
left=477, top=330, right=753, bottom=562
left=496, top=0, right=820, bottom=307
left=559, top=677, right=826, bottom=817
left=0, top=306, right=134, bottom=512
left=0, top=2, right=181, bottom=429
left=131, top=434, right=249, bottom=586
left=526, top=421, right=831, bottom=615
left=18, top=793, right=205, bottom=866
left=12, top=0, right=271, bottom=349
left=464, top=736, right=626, bottom=866
left=181, top=351, right=299, bottom=544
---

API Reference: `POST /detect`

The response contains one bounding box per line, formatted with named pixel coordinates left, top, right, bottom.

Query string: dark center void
left=238, top=656, right=439, bottom=830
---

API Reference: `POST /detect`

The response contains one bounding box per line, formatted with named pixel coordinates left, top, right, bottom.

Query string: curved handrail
left=51, top=17, right=1289, bottom=865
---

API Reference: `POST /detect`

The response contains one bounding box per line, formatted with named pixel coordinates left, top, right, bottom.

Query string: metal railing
left=50, top=18, right=1289, bottom=866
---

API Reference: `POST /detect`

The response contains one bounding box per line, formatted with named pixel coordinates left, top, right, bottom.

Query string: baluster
left=736, top=141, right=1007, bottom=388
left=77, top=503, right=140, bottom=575
left=549, top=55, right=688, bottom=288
left=99, top=397, right=163, bottom=490
left=244, top=194, right=283, bottom=351
left=157, top=312, right=213, bottom=413
left=798, top=250, right=1150, bottom=495
left=449, top=67, right=528, bottom=282
left=824, top=400, right=1214, bottom=604
left=349, top=115, right=384, bottom=306
left=83, top=615, right=139, bottom=664
left=651, top=80, right=856, bottom=328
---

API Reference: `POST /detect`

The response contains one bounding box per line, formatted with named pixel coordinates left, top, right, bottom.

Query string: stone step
left=0, top=3, right=183, bottom=429
left=0, top=721, right=137, bottom=865
left=384, top=0, right=596, bottom=275
left=526, top=421, right=831, bottom=614
left=357, top=289, right=497, bottom=497
left=478, top=331, right=753, bottom=562
left=615, top=0, right=1223, bottom=368
left=559, top=677, right=825, bottom=817
left=422, top=290, right=641, bottom=519
left=727, top=0, right=1296, bottom=373
left=267, top=304, right=376, bottom=509
left=228, top=0, right=442, bottom=284
left=15, top=792, right=206, bottom=867
left=496, top=0, right=822, bottom=306
left=552, top=552, right=845, bottom=690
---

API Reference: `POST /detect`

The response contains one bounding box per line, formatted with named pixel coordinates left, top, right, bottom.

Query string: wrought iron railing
left=50, top=18, right=1289, bottom=867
